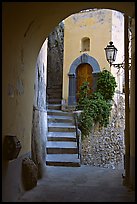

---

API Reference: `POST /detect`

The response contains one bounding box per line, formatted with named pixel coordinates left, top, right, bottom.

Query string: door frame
left=68, top=53, right=101, bottom=106
left=76, top=63, right=93, bottom=101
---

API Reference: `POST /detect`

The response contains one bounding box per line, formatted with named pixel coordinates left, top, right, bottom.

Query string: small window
left=81, top=37, right=90, bottom=52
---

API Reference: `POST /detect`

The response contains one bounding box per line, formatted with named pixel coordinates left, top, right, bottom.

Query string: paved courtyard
left=17, top=165, right=135, bottom=202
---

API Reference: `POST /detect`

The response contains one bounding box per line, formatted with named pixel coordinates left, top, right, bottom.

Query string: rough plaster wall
left=31, top=39, right=48, bottom=177
left=2, top=27, right=35, bottom=155
left=34, top=39, right=48, bottom=109
left=2, top=5, right=50, bottom=201
left=2, top=4, right=43, bottom=156
left=31, top=108, right=47, bottom=178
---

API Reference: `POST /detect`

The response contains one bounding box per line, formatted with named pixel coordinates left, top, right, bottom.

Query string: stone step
left=47, top=96, right=62, bottom=100
left=48, top=123, right=76, bottom=132
left=48, top=115, right=74, bottom=123
left=47, top=92, right=62, bottom=99
left=47, top=132, right=76, bottom=142
left=46, top=141, right=78, bottom=154
left=46, top=102, right=80, bottom=167
left=47, top=99, right=62, bottom=104
left=46, top=154, right=80, bottom=167
left=47, top=104, right=62, bottom=110
left=48, top=122, right=74, bottom=127
left=47, top=88, right=62, bottom=93
left=47, top=109, right=73, bottom=117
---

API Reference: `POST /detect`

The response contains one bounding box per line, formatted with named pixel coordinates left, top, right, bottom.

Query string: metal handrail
left=73, top=110, right=82, bottom=161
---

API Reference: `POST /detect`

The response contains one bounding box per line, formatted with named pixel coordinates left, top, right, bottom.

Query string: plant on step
left=77, top=70, right=117, bottom=139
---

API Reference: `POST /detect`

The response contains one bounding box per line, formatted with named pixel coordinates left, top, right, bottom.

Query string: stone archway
left=68, top=53, right=101, bottom=105
left=2, top=4, right=135, bottom=201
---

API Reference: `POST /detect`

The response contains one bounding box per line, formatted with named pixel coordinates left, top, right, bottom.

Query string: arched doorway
left=68, top=53, right=101, bottom=105
left=76, top=63, right=93, bottom=101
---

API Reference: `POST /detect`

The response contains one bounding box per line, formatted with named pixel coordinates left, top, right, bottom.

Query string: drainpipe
left=123, top=14, right=130, bottom=187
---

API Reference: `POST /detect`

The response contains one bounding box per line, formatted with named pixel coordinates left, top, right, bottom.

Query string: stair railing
left=73, top=110, right=83, bottom=162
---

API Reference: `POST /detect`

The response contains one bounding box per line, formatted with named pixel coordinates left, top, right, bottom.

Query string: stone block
left=22, top=157, right=38, bottom=191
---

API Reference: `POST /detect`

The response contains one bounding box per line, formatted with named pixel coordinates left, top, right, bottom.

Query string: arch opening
left=68, top=53, right=101, bottom=105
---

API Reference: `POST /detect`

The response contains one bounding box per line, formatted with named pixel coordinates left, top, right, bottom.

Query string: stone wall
left=46, top=22, right=64, bottom=102
left=31, top=39, right=48, bottom=178
left=81, top=95, right=125, bottom=169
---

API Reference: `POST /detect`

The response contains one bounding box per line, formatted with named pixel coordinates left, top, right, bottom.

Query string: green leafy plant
left=96, top=69, right=117, bottom=101
left=77, top=70, right=117, bottom=139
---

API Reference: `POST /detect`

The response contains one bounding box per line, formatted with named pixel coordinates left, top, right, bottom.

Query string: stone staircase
left=47, top=85, right=62, bottom=105
left=46, top=103, right=80, bottom=167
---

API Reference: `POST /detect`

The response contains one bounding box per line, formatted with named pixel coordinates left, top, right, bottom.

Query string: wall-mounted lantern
left=104, top=41, right=125, bottom=69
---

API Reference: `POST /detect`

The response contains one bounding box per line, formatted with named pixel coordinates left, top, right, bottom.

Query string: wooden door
left=76, top=63, right=93, bottom=100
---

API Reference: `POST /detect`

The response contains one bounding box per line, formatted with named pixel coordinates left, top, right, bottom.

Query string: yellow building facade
left=62, top=9, right=124, bottom=106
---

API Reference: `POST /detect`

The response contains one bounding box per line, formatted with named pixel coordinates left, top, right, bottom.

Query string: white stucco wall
left=111, top=10, right=124, bottom=104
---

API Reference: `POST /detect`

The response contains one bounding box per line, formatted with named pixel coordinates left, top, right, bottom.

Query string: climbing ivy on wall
left=77, top=69, right=117, bottom=139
